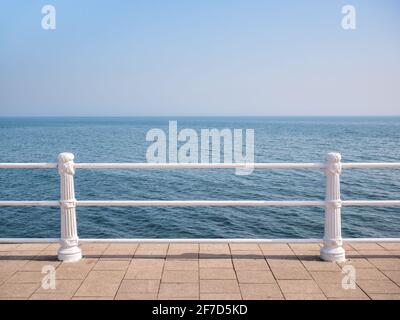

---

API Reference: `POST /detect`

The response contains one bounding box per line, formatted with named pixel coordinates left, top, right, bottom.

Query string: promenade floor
left=0, top=242, right=399, bottom=300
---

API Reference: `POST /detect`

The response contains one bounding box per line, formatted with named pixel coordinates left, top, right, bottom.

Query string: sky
left=0, top=0, right=399, bottom=116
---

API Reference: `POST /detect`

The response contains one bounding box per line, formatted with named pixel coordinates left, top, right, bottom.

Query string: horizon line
left=1, top=115, right=400, bottom=118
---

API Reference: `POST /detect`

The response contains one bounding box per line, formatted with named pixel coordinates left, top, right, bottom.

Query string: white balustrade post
left=320, top=152, right=346, bottom=262
left=57, top=153, right=82, bottom=262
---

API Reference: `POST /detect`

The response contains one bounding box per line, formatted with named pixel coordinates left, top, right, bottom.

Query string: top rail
left=74, top=163, right=325, bottom=169
left=1, top=162, right=400, bottom=169
left=341, top=163, right=400, bottom=169
left=0, top=163, right=57, bottom=169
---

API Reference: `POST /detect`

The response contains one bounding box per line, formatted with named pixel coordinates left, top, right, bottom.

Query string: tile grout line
left=263, top=243, right=288, bottom=300
left=197, top=244, right=200, bottom=300
left=345, top=248, right=372, bottom=300
left=228, top=243, right=244, bottom=300
left=358, top=247, right=400, bottom=298
left=70, top=243, right=108, bottom=299
left=157, top=243, right=168, bottom=299
left=67, top=243, right=106, bottom=300
left=26, top=244, right=53, bottom=300
left=113, top=242, right=140, bottom=300
left=230, top=243, right=243, bottom=300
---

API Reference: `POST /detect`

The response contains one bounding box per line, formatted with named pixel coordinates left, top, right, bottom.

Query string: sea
left=0, top=116, right=399, bottom=239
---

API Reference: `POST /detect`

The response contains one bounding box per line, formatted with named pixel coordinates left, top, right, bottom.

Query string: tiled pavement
left=0, top=242, right=399, bottom=300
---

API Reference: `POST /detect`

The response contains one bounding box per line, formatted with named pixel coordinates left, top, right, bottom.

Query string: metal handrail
left=0, top=153, right=399, bottom=262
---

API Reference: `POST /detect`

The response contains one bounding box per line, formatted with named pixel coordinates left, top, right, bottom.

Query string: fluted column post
left=320, top=152, right=346, bottom=262
left=57, top=152, right=82, bottom=262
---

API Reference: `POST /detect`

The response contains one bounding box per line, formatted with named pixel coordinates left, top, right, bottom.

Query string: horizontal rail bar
left=0, top=201, right=60, bottom=206
left=1, top=200, right=400, bottom=207
left=0, top=238, right=59, bottom=243
left=1, top=162, right=400, bottom=170
left=342, top=200, right=400, bottom=206
left=0, top=163, right=57, bottom=169
left=342, top=163, right=400, bottom=169
left=74, top=163, right=325, bottom=169
left=76, top=200, right=326, bottom=207
left=1, top=238, right=400, bottom=243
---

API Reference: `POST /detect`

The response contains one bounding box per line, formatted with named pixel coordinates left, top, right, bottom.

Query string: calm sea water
left=0, top=117, right=399, bottom=239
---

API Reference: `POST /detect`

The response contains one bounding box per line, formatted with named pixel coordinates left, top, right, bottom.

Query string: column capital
left=325, top=152, right=342, bottom=175
left=58, top=152, right=75, bottom=176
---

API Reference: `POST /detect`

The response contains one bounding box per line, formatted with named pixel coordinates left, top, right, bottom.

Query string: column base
left=58, top=246, right=82, bottom=262
left=320, top=245, right=346, bottom=262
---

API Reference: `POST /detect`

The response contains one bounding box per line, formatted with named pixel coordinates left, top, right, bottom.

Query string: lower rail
left=0, top=238, right=399, bottom=243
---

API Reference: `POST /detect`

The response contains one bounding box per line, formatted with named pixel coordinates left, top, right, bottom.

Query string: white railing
left=0, top=152, right=400, bottom=262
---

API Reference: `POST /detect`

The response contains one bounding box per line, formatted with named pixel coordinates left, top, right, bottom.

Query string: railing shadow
left=0, top=252, right=398, bottom=261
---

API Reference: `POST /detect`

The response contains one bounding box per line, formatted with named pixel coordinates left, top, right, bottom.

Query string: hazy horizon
left=1, top=0, right=400, bottom=116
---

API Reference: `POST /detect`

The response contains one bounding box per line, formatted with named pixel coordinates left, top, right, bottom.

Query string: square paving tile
left=233, top=259, right=269, bottom=270
left=125, top=268, right=163, bottom=280
left=0, top=271, right=14, bottom=285
left=368, top=258, right=400, bottom=271
left=338, top=258, right=375, bottom=269
left=259, top=243, right=293, bottom=252
left=229, top=243, right=261, bottom=251
left=236, top=270, right=275, bottom=283
left=318, top=282, right=369, bottom=299
left=104, top=243, right=138, bottom=254
left=0, top=244, right=21, bottom=252
left=116, top=293, right=158, bottom=300
left=35, top=279, right=82, bottom=295
left=74, top=270, right=125, bottom=297
left=30, top=293, right=73, bottom=300
left=378, top=243, right=400, bottom=251
left=93, top=260, right=130, bottom=271
left=311, top=271, right=344, bottom=284
left=20, top=260, right=60, bottom=272
left=200, top=244, right=230, bottom=254
left=200, top=268, right=236, bottom=280
left=0, top=282, right=40, bottom=298
left=130, top=258, right=164, bottom=269
left=168, top=244, right=199, bottom=254
left=164, top=260, right=198, bottom=271
left=6, top=271, right=43, bottom=283
left=162, top=270, right=199, bottom=283
left=356, top=279, right=400, bottom=294
left=284, top=293, right=327, bottom=300
left=200, top=280, right=240, bottom=294
left=117, top=279, right=160, bottom=294
left=300, top=259, right=342, bottom=272
left=199, top=259, right=233, bottom=269
left=200, top=293, right=242, bottom=300
left=278, top=280, right=323, bottom=294
left=55, top=259, right=97, bottom=279
left=15, top=244, right=50, bottom=251
left=0, top=260, right=29, bottom=272
left=158, top=283, right=199, bottom=299
left=135, top=244, right=169, bottom=257
left=240, top=283, right=283, bottom=299
left=382, top=270, right=400, bottom=285
left=349, top=243, right=385, bottom=251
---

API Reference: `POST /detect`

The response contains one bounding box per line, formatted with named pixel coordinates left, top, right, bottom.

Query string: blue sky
left=0, top=0, right=399, bottom=116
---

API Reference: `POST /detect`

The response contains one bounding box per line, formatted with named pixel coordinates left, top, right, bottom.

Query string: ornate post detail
left=57, top=152, right=82, bottom=262
left=320, top=152, right=346, bottom=262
